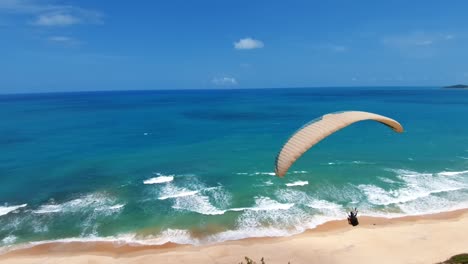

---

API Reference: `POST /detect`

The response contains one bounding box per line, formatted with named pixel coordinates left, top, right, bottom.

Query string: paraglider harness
left=347, top=208, right=359, bottom=226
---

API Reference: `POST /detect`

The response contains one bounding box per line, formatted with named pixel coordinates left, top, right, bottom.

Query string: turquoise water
left=1, top=87, right=468, bottom=247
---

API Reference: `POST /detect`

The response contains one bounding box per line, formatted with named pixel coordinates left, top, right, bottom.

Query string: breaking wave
left=1, top=167, right=468, bottom=252
left=0, top=204, right=27, bottom=217
left=285, top=181, right=309, bottom=187
left=144, top=175, right=174, bottom=185
left=33, top=193, right=124, bottom=215
left=356, top=168, right=468, bottom=217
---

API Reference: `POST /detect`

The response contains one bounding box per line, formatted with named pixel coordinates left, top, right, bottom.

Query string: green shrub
left=438, top=253, right=468, bottom=264
left=239, top=257, right=290, bottom=264
left=238, top=257, right=265, bottom=264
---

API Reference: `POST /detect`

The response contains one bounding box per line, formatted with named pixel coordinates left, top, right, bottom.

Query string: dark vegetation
left=239, top=257, right=290, bottom=264
left=239, top=253, right=468, bottom=264
left=437, top=254, right=468, bottom=264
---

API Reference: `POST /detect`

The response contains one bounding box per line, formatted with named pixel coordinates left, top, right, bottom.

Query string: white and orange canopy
left=274, top=111, right=404, bottom=177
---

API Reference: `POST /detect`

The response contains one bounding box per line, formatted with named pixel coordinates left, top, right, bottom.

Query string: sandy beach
left=1, top=209, right=467, bottom=264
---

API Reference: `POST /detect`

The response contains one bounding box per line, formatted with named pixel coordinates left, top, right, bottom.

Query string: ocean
left=1, top=87, right=467, bottom=248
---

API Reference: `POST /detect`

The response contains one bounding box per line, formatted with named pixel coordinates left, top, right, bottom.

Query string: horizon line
left=0, top=85, right=447, bottom=96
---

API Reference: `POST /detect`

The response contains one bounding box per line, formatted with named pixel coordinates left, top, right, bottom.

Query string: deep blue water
left=0, top=87, right=467, bottom=247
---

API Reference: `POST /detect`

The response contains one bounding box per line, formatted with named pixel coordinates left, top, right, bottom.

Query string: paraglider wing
left=274, top=111, right=403, bottom=177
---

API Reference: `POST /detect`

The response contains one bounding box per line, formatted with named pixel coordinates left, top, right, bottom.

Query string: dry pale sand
left=1, top=209, right=468, bottom=264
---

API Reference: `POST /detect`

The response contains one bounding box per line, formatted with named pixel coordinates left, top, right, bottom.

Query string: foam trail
left=285, top=181, right=309, bottom=187
left=253, top=172, right=276, bottom=176
left=230, top=197, right=294, bottom=212
left=360, top=169, right=468, bottom=206
left=158, top=190, right=199, bottom=200
left=33, top=204, right=62, bottom=214
left=264, top=180, right=274, bottom=185
left=172, top=195, right=226, bottom=215
left=1, top=235, right=17, bottom=245
left=292, top=171, right=308, bottom=174
left=144, top=176, right=174, bottom=184
left=95, top=204, right=125, bottom=211
left=33, top=193, right=123, bottom=214
left=438, top=170, right=468, bottom=177
left=0, top=204, right=27, bottom=216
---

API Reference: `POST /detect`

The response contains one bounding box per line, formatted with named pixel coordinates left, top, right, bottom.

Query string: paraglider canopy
left=274, top=111, right=403, bottom=177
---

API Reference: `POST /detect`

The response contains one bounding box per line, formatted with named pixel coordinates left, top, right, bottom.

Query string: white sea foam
left=253, top=172, right=276, bottom=176
left=171, top=186, right=230, bottom=215
left=230, top=197, right=294, bottom=212
left=160, top=182, right=231, bottom=215
left=172, top=195, right=226, bottom=215
left=147, top=229, right=196, bottom=245
left=158, top=190, right=199, bottom=200
left=285, top=181, right=309, bottom=187
left=275, top=189, right=314, bottom=205
left=0, top=204, right=27, bottom=217
left=228, top=195, right=343, bottom=241
left=438, top=170, right=468, bottom=177
left=360, top=169, right=468, bottom=206
left=249, top=197, right=295, bottom=211
left=275, top=189, right=343, bottom=216
left=308, top=199, right=343, bottom=210
left=2, top=167, right=467, bottom=251
left=95, top=204, right=125, bottom=212
left=264, top=180, right=274, bottom=185
left=33, top=204, right=62, bottom=214
left=4, top=230, right=200, bottom=250
left=324, top=160, right=373, bottom=165
left=33, top=193, right=123, bottom=215
left=292, top=171, right=308, bottom=174
left=236, top=172, right=275, bottom=176
left=378, top=176, right=397, bottom=184
left=1, top=235, right=17, bottom=245
left=351, top=160, right=374, bottom=164
left=398, top=191, right=468, bottom=216
left=210, top=228, right=293, bottom=242
left=143, top=175, right=174, bottom=184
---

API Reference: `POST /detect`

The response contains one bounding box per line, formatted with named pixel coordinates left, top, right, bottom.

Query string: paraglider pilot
left=347, top=208, right=359, bottom=226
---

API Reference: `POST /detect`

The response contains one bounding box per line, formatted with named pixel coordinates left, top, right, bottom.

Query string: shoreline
left=1, top=208, right=468, bottom=263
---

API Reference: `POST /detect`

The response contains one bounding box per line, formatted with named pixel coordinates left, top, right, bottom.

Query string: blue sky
left=1, top=0, right=468, bottom=93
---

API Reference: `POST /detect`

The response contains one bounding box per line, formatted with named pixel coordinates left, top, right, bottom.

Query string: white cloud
left=0, top=0, right=102, bottom=26
left=212, top=77, right=238, bottom=85
left=34, top=13, right=80, bottom=26
left=234, top=37, right=264, bottom=50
